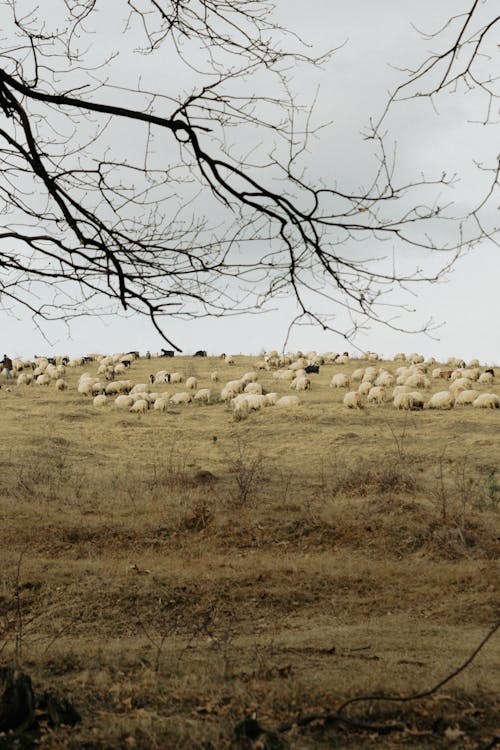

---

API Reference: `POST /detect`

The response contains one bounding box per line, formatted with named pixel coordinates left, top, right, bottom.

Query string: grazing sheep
left=153, top=397, right=169, bottom=412
left=210, top=371, right=220, bottom=382
left=239, top=394, right=267, bottom=411
left=241, top=371, right=258, bottom=384
left=130, top=398, right=149, bottom=413
left=275, top=395, right=300, bottom=408
left=335, top=355, right=349, bottom=365
left=55, top=379, right=68, bottom=391
left=351, top=368, right=365, bottom=382
left=449, top=377, right=472, bottom=394
left=473, top=393, right=499, bottom=409
left=406, top=373, right=430, bottom=389
left=221, top=380, right=244, bottom=400
left=17, top=373, right=33, bottom=386
left=170, top=372, right=184, bottom=383
left=114, top=395, right=134, bottom=409
left=428, top=391, right=454, bottom=410
left=244, top=382, right=263, bottom=394
left=343, top=391, right=363, bottom=409
left=186, top=376, right=198, bottom=390
left=455, top=389, right=479, bottom=406
left=375, top=371, right=395, bottom=388
left=291, top=377, right=310, bottom=391
left=264, top=392, right=280, bottom=405
left=93, top=394, right=108, bottom=407
left=194, top=388, right=211, bottom=403
left=393, top=391, right=423, bottom=410
left=367, top=386, right=387, bottom=404
left=169, top=391, right=192, bottom=405
left=478, top=372, right=494, bottom=385
left=224, top=355, right=235, bottom=365
left=35, top=373, right=50, bottom=386
left=362, top=367, right=378, bottom=383
left=273, top=369, right=296, bottom=381
left=130, top=383, right=151, bottom=394
left=358, top=381, right=372, bottom=396
left=330, top=373, right=349, bottom=388
left=91, top=382, right=106, bottom=396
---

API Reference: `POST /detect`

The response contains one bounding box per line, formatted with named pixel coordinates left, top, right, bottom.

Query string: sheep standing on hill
left=343, top=391, right=363, bottom=409
left=330, top=373, right=349, bottom=388
left=393, top=391, right=424, bottom=410
left=194, top=388, right=211, bottom=403
left=473, top=393, right=499, bottom=409
left=428, top=392, right=454, bottom=410
left=130, top=399, right=149, bottom=413
left=367, top=386, right=387, bottom=404
left=455, top=390, right=478, bottom=406
left=169, top=392, right=192, bottom=405
left=275, top=395, right=300, bottom=408
left=291, top=376, right=310, bottom=391
left=186, top=376, right=198, bottom=390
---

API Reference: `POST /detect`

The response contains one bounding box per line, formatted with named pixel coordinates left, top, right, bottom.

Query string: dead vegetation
left=0, top=354, right=498, bottom=748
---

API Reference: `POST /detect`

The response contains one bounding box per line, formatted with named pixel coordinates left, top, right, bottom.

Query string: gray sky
left=1, top=1, right=498, bottom=362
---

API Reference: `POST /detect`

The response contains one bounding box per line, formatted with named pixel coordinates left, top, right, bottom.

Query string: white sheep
left=275, top=395, right=300, bottom=408
left=478, top=372, right=494, bottom=385
left=358, top=381, right=372, bottom=396
left=241, top=371, right=258, bottom=384
left=472, top=393, right=499, bottom=409
left=169, top=391, right=192, bottom=405
left=351, top=368, right=365, bottom=382
left=343, top=391, right=363, bottom=409
left=393, top=391, right=424, bottom=410
left=93, top=394, right=108, bottom=407
left=114, top=395, right=134, bottom=409
left=210, top=371, right=220, bottom=382
left=130, top=383, right=151, bottom=394
left=130, top=398, right=149, bottom=413
left=405, top=373, right=430, bottom=389
left=244, top=382, right=263, bottom=394
left=367, top=386, right=387, bottom=404
left=186, top=376, right=198, bottom=390
left=428, top=391, right=454, bottom=410
left=449, top=377, right=472, bottom=394
left=153, top=397, right=169, bottom=412
left=170, top=372, right=184, bottom=383
left=375, top=371, right=395, bottom=388
left=234, top=393, right=266, bottom=411
left=291, top=377, right=310, bottom=391
left=36, top=373, right=50, bottom=386
left=330, top=373, right=349, bottom=388
left=194, top=388, right=211, bottom=403
left=455, top=389, right=478, bottom=406
left=273, top=369, right=296, bottom=381
left=17, top=373, right=33, bottom=386
left=221, top=380, right=244, bottom=400
left=55, top=379, right=68, bottom=391
left=264, top=392, right=280, bottom=405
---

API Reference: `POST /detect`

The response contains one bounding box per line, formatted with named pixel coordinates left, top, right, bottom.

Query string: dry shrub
left=328, top=459, right=418, bottom=498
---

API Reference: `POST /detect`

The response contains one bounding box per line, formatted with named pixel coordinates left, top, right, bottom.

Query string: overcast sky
left=1, top=1, right=498, bottom=363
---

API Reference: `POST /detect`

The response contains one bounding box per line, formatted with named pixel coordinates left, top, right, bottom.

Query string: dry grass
left=0, top=354, right=499, bottom=748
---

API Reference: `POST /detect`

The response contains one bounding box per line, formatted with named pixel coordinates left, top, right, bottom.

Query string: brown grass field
left=0, top=354, right=499, bottom=749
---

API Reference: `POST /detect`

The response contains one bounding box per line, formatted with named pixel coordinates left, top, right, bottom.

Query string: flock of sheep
left=4, top=349, right=499, bottom=417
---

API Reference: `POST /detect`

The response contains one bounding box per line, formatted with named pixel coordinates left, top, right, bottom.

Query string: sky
left=0, top=1, right=498, bottom=363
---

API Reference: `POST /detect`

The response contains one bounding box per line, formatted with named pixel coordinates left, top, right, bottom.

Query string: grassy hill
left=0, top=354, right=498, bottom=748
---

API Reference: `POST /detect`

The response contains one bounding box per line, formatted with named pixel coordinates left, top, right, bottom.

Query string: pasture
left=0, top=353, right=499, bottom=749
